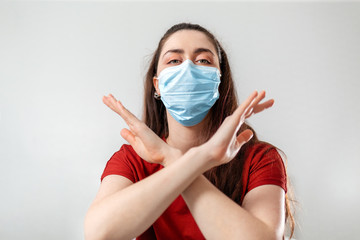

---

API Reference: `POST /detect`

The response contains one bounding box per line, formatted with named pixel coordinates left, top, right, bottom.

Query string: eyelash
left=168, top=59, right=181, bottom=64
left=167, top=59, right=211, bottom=64
left=197, top=59, right=211, bottom=64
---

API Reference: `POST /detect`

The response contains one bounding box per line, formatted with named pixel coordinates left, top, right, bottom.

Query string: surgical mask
left=157, top=59, right=221, bottom=127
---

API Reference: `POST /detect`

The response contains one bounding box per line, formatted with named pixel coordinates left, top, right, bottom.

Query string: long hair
left=142, top=22, right=295, bottom=238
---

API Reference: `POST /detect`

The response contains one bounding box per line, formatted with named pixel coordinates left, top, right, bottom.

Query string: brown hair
left=142, top=22, right=295, bottom=238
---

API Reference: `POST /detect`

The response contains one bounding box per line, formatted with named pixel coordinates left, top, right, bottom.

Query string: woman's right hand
left=102, top=94, right=182, bottom=166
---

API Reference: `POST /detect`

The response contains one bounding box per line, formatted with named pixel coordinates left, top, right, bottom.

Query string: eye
left=196, top=59, right=211, bottom=64
left=167, top=59, right=181, bottom=64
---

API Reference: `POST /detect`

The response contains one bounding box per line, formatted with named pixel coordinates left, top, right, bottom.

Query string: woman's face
left=156, top=30, right=221, bottom=77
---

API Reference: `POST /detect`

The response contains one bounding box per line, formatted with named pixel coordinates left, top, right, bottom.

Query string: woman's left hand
left=244, top=90, right=274, bottom=119
left=102, top=94, right=182, bottom=166
left=199, top=90, right=274, bottom=168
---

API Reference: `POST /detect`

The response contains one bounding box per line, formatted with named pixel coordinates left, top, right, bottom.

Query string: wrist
left=163, top=148, right=183, bottom=167
left=184, top=145, right=215, bottom=173
left=194, top=145, right=217, bottom=170
left=162, top=145, right=215, bottom=173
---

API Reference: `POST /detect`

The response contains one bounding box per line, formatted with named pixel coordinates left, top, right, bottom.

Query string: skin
left=84, top=30, right=284, bottom=240
left=153, top=30, right=222, bottom=153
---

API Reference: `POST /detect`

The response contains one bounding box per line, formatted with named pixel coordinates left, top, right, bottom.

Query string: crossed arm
left=84, top=91, right=285, bottom=240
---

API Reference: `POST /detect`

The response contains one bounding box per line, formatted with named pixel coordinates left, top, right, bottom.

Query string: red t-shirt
left=100, top=142, right=287, bottom=239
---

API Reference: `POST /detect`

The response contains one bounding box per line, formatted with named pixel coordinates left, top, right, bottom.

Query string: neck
left=165, top=112, right=207, bottom=154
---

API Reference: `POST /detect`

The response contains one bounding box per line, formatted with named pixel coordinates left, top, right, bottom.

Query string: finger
left=120, top=128, right=148, bottom=160
left=114, top=101, right=164, bottom=146
left=246, top=99, right=274, bottom=119
left=102, top=95, right=118, bottom=112
left=103, top=95, right=126, bottom=120
left=105, top=94, right=166, bottom=149
left=233, top=90, right=258, bottom=119
left=245, top=90, right=266, bottom=117
left=104, top=94, right=141, bottom=127
left=235, top=129, right=253, bottom=149
left=120, top=128, right=136, bottom=145
left=110, top=96, right=141, bottom=126
left=252, top=99, right=274, bottom=114
left=107, top=94, right=126, bottom=115
left=103, top=94, right=125, bottom=113
left=114, top=100, right=139, bottom=127
left=103, top=94, right=127, bottom=117
left=216, top=91, right=257, bottom=139
left=231, top=91, right=259, bottom=132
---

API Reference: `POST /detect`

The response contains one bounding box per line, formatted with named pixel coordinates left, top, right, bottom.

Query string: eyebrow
left=162, top=48, right=215, bottom=59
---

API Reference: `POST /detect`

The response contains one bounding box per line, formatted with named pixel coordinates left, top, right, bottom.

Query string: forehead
left=161, top=30, right=217, bottom=54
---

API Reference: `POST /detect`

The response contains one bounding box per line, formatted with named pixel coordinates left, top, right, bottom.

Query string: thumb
left=120, top=128, right=136, bottom=145
left=236, top=129, right=253, bottom=149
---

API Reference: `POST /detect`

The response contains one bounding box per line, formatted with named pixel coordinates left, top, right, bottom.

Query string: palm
left=102, top=94, right=170, bottom=165
left=205, top=90, right=274, bottom=166
left=127, top=135, right=165, bottom=164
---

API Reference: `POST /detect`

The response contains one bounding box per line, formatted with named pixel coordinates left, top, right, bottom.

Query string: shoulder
left=244, top=142, right=284, bottom=167
left=242, top=141, right=287, bottom=193
left=109, top=143, right=161, bottom=169
left=103, top=144, right=163, bottom=182
left=111, top=144, right=141, bottom=161
left=100, top=144, right=142, bottom=182
left=245, top=141, right=279, bottom=159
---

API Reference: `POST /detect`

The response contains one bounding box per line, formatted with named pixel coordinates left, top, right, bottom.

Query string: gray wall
left=1, top=2, right=359, bottom=240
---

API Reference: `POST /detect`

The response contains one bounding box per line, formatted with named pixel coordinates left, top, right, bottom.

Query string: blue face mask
left=157, top=59, right=221, bottom=127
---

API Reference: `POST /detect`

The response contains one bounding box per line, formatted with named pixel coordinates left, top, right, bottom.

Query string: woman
left=84, top=23, right=295, bottom=240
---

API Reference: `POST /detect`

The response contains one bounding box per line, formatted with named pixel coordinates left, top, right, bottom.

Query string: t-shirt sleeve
left=100, top=145, right=135, bottom=183
left=247, top=146, right=287, bottom=193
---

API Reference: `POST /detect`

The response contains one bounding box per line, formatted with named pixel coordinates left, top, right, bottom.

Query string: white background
left=1, top=1, right=359, bottom=239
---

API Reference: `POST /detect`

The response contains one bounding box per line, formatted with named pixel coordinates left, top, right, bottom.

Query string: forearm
left=85, top=148, right=210, bottom=240
left=181, top=175, right=278, bottom=240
